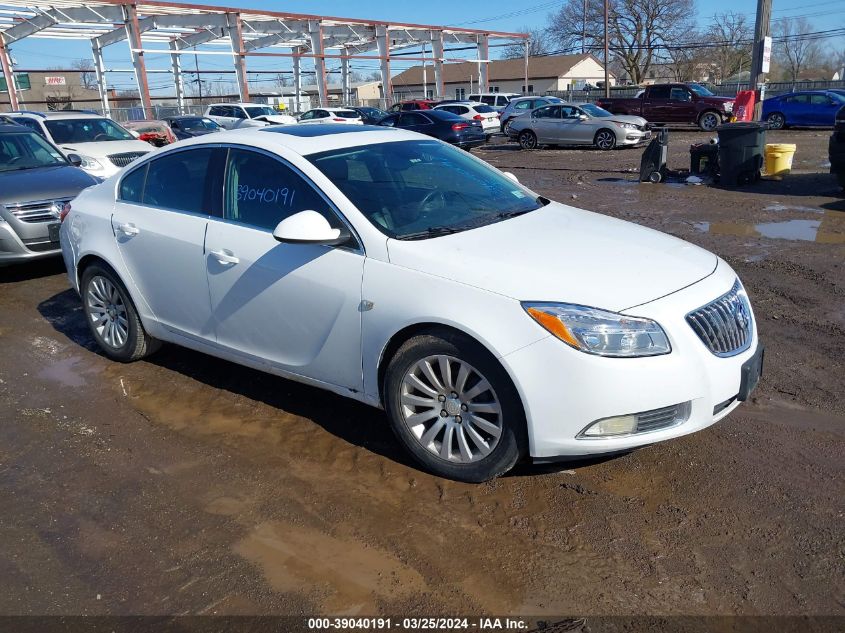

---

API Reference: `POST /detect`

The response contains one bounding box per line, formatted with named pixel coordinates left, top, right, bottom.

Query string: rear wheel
left=384, top=331, right=526, bottom=482
left=81, top=264, right=160, bottom=362
left=698, top=111, right=721, bottom=131
left=594, top=129, right=616, bottom=150
left=766, top=112, right=786, bottom=130
left=518, top=130, right=538, bottom=150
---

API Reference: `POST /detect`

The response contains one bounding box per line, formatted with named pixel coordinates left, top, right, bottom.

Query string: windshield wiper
left=397, top=226, right=467, bottom=241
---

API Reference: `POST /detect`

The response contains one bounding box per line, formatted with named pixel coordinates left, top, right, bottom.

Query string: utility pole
left=603, top=0, right=610, bottom=98
left=749, top=0, right=772, bottom=120
left=582, top=0, right=587, bottom=54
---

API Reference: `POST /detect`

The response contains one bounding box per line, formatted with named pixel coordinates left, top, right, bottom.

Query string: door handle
left=210, top=249, right=239, bottom=265
left=117, top=222, right=139, bottom=236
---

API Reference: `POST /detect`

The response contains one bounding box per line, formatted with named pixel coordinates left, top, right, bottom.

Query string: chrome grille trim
left=107, top=151, right=147, bottom=167
left=5, top=198, right=70, bottom=223
left=686, top=280, right=753, bottom=357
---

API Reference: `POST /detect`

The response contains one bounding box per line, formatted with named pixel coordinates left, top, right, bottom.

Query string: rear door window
left=648, top=86, right=671, bottom=99
left=141, top=148, right=215, bottom=213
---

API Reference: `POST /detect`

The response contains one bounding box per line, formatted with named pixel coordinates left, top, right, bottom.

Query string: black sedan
left=350, top=106, right=388, bottom=125
left=163, top=115, right=223, bottom=140
left=378, top=110, right=486, bottom=150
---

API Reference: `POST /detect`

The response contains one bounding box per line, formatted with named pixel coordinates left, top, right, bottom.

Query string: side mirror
left=67, top=153, right=83, bottom=167
left=272, top=210, right=349, bottom=246
left=503, top=171, right=519, bottom=184
left=578, top=114, right=588, bottom=121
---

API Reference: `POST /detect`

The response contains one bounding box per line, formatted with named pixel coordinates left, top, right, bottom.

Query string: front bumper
left=501, top=261, right=759, bottom=458
left=0, top=219, right=62, bottom=266
left=619, top=129, right=651, bottom=146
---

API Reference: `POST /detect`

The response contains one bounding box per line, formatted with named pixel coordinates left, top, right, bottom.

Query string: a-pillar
left=309, top=21, right=328, bottom=107
left=477, top=34, right=489, bottom=93
left=376, top=25, right=392, bottom=107
left=226, top=13, right=249, bottom=102
left=123, top=4, right=153, bottom=118
left=431, top=31, right=444, bottom=100
left=91, top=41, right=110, bottom=116
left=0, top=38, right=19, bottom=111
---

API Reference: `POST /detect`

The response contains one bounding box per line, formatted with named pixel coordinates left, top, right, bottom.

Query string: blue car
left=762, top=90, right=845, bottom=129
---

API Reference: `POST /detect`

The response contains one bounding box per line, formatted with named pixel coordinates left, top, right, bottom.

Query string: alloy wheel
left=86, top=275, right=129, bottom=349
left=596, top=130, right=616, bottom=150
left=700, top=112, right=720, bottom=131
left=399, top=355, right=503, bottom=464
left=519, top=131, right=537, bottom=149
left=767, top=113, right=785, bottom=130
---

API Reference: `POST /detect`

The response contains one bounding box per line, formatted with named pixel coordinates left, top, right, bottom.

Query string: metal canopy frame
left=0, top=0, right=528, bottom=116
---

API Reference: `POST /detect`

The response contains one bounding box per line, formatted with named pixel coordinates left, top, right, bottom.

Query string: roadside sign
left=44, top=76, right=66, bottom=86
left=761, top=36, right=772, bottom=74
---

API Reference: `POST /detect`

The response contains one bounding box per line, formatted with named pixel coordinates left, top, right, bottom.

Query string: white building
left=391, top=54, right=615, bottom=100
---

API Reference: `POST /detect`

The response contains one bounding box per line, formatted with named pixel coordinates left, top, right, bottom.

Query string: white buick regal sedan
left=60, top=124, right=762, bottom=482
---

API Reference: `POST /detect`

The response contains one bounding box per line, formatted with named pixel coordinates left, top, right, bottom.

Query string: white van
left=468, top=93, right=521, bottom=110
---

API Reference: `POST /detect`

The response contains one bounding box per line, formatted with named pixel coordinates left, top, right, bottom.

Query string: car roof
left=166, top=115, right=207, bottom=119
left=10, top=111, right=104, bottom=119
left=311, top=107, right=359, bottom=112
left=207, top=102, right=270, bottom=107
left=0, top=123, right=32, bottom=134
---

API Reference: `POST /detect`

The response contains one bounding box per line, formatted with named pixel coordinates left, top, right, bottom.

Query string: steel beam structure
left=226, top=12, right=249, bottom=102
left=123, top=4, right=153, bottom=117
left=308, top=20, right=327, bottom=107
left=375, top=24, right=392, bottom=105
left=0, top=38, right=19, bottom=109
left=169, top=39, right=186, bottom=112
left=341, top=51, right=350, bottom=104
left=477, top=34, right=489, bottom=93
left=431, top=31, right=444, bottom=99
left=92, top=40, right=111, bottom=115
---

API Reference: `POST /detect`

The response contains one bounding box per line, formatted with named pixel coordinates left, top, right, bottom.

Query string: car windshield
left=334, top=110, right=360, bottom=118
left=360, top=107, right=387, bottom=118
left=177, top=117, right=220, bottom=131
left=244, top=106, right=277, bottom=118
left=473, top=104, right=496, bottom=113
left=308, top=140, right=546, bottom=239
left=0, top=132, right=67, bottom=172
left=45, top=118, right=134, bottom=144
left=688, top=84, right=714, bottom=97
left=580, top=104, right=613, bottom=118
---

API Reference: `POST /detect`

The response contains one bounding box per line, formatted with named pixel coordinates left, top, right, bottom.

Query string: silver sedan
left=508, top=103, right=651, bottom=151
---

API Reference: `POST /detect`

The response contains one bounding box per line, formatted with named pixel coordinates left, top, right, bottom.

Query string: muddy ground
left=0, top=128, right=842, bottom=621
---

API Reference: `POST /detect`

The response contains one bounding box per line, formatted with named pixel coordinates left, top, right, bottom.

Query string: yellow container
left=764, top=143, right=797, bottom=178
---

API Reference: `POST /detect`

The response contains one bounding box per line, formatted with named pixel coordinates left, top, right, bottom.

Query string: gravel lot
left=1, top=127, right=842, bottom=619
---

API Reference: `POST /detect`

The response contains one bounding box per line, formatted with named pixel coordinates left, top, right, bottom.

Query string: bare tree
left=72, top=58, right=97, bottom=90
left=662, top=28, right=705, bottom=82
left=547, top=0, right=695, bottom=84
left=502, top=27, right=552, bottom=60
left=775, top=17, right=821, bottom=82
left=706, top=12, right=753, bottom=83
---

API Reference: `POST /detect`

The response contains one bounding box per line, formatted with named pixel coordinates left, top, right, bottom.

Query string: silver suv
left=0, top=124, right=98, bottom=266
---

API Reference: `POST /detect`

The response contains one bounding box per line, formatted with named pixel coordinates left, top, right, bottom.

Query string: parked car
left=378, top=110, right=486, bottom=150
left=508, top=103, right=650, bottom=150
left=595, top=83, right=735, bottom=131
left=468, top=92, right=521, bottom=111
left=349, top=106, right=388, bottom=125
left=298, top=107, right=363, bottom=125
left=433, top=102, right=500, bottom=136
left=123, top=120, right=177, bottom=147
left=499, top=96, right=564, bottom=134
left=762, top=90, right=845, bottom=129
left=830, top=104, right=845, bottom=190
left=387, top=99, right=438, bottom=112
left=6, top=111, right=152, bottom=177
left=0, top=124, right=98, bottom=266
left=204, top=103, right=297, bottom=129
left=163, top=115, right=223, bottom=140
left=60, top=124, right=762, bottom=482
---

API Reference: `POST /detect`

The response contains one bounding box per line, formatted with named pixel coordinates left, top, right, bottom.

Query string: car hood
left=254, top=114, right=297, bottom=125
left=607, top=114, right=648, bottom=126
left=58, top=139, right=152, bottom=158
left=704, top=96, right=734, bottom=105
left=0, top=165, right=98, bottom=204
left=386, top=202, right=718, bottom=312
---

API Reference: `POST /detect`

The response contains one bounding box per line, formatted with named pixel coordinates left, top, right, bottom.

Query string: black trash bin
left=690, top=142, right=719, bottom=176
left=639, top=127, right=669, bottom=183
left=717, top=122, right=766, bottom=186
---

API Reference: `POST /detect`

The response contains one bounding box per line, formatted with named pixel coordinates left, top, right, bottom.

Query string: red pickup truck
left=595, top=83, right=735, bottom=131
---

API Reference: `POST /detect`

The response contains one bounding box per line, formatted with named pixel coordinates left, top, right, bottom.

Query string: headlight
left=78, top=155, right=104, bottom=171
left=619, top=122, right=638, bottom=130
left=523, top=303, right=671, bottom=357
left=724, top=102, right=734, bottom=112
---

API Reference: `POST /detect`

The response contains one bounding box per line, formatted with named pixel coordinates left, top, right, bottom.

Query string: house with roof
left=390, top=53, right=615, bottom=100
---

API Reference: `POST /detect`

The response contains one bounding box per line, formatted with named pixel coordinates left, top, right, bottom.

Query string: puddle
left=694, top=215, right=845, bottom=244
left=763, top=203, right=824, bottom=214
left=597, top=177, right=638, bottom=185
left=38, top=355, right=88, bottom=387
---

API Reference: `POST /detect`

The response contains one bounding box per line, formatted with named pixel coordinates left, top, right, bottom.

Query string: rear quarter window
left=119, top=164, right=148, bottom=203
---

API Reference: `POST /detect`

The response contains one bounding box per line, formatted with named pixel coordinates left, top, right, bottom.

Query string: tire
left=80, top=264, right=160, bottom=362
left=518, top=130, right=538, bottom=150
left=766, top=112, right=786, bottom=130
left=384, top=330, right=527, bottom=482
left=648, top=170, right=663, bottom=183
left=594, top=129, right=616, bottom=150
left=698, top=111, right=722, bottom=131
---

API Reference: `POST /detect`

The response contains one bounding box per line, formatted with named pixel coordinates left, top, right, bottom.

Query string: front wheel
left=766, top=112, right=786, bottom=130
left=594, top=129, right=617, bottom=150
left=81, top=264, right=160, bottom=362
left=518, top=130, right=538, bottom=150
left=384, top=331, right=526, bottom=482
left=698, top=111, right=721, bottom=131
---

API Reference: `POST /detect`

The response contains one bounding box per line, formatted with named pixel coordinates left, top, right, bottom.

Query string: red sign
left=734, top=90, right=756, bottom=122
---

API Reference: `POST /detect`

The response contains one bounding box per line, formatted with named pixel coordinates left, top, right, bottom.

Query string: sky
left=6, top=0, right=845, bottom=95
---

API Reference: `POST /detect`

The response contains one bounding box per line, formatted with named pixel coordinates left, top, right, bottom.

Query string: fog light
left=581, top=414, right=637, bottom=437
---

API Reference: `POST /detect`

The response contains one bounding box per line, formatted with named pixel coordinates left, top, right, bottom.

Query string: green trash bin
left=717, top=122, right=767, bottom=187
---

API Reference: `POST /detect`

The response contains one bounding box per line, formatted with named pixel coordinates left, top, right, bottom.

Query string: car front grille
left=5, top=198, right=70, bottom=223
left=635, top=402, right=691, bottom=433
left=107, top=152, right=147, bottom=167
left=686, top=280, right=753, bottom=357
